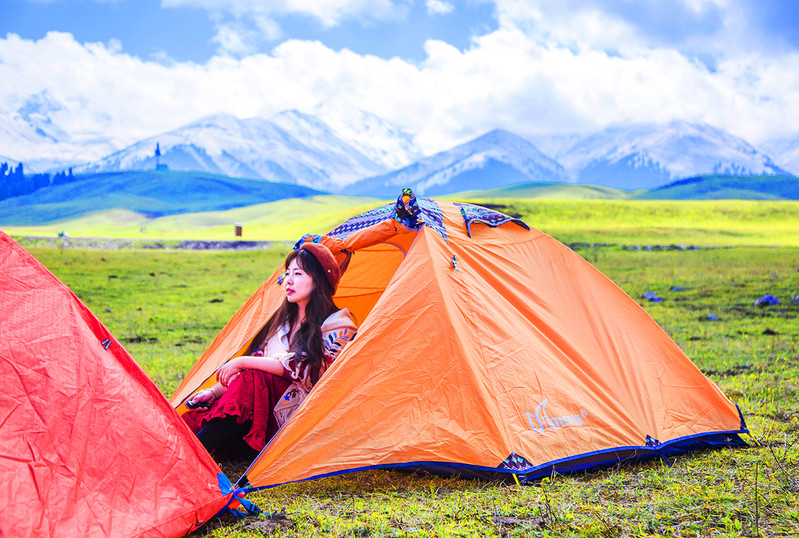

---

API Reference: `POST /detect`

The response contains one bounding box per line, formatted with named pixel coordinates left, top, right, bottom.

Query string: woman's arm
left=323, top=328, right=356, bottom=362
left=186, top=354, right=293, bottom=406
left=216, top=354, right=288, bottom=387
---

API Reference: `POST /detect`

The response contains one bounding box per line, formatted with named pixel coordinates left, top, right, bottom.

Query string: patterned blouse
left=261, top=309, right=358, bottom=391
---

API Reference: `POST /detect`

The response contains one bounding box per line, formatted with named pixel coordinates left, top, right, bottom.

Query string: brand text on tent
left=525, top=398, right=588, bottom=434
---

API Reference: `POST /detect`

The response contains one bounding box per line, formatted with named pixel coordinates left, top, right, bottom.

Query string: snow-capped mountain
left=312, top=104, right=423, bottom=171
left=0, top=92, right=117, bottom=172
left=761, top=136, right=799, bottom=176
left=74, top=111, right=400, bottom=191
left=350, top=129, right=568, bottom=197
left=526, top=133, right=584, bottom=166
left=557, top=121, right=789, bottom=189
left=6, top=95, right=795, bottom=198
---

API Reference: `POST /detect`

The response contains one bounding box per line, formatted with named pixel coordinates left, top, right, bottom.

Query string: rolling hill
left=448, top=181, right=636, bottom=200
left=444, top=175, right=799, bottom=201
left=3, top=169, right=798, bottom=244
left=0, top=170, right=321, bottom=226
left=633, top=174, right=799, bottom=200
left=4, top=190, right=798, bottom=247
left=1, top=195, right=382, bottom=241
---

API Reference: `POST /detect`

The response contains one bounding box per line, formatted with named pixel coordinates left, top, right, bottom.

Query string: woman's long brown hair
left=251, top=248, right=337, bottom=384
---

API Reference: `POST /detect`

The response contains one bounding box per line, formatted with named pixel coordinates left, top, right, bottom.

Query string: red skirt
left=183, top=369, right=293, bottom=452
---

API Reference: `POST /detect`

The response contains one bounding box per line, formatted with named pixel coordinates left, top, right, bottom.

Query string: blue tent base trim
left=240, top=428, right=749, bottom=492
left=415, top=430, right=750, bottom=484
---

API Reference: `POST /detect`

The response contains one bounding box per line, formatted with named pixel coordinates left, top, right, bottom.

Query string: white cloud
left=211, top=22, right=259, bottom=56
left=683, top=0, right=728, bottom=13
left=493, top=0, right=799, bottom=61
left=2, top=3, right=799, bottom=166
left=162, top=0, right=407, bottom=28
left=426, top=0, right=455, bottom=16
left=252, top=15, right=283, bottom=41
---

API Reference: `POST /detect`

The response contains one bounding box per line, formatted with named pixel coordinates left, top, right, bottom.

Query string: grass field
left=23, top=239, right=799, bottom=537
left=459, top=199, right=799, bottom=247
left=5, top=197, right=799, bottom=248
left=1, top=195, right=382, bottom=241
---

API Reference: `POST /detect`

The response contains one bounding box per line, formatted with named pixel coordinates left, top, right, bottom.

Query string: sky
left=2, top=0, right=799, bottom=162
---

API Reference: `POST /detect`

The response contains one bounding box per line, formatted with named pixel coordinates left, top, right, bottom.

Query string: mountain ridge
left=70, top=111, right=389, bottom=190
left=349, top=129, right=568, bottom=196
left=558, top=121, right=788, bottom=189
left=3, top=104, right=798, bottom=194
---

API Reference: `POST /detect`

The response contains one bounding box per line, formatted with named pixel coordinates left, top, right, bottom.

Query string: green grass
left=449, top=198, right=799, bottom=247
left=23, top=243, right=799, bottom=537
left=1, top=195, right=383, bottom=241
left=5, top=197, right=799, bottom=248
left=25, top=247, right=290, bottom=393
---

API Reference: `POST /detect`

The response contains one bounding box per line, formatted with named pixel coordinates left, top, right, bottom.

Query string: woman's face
left=285, top=258, right=315, bottom=307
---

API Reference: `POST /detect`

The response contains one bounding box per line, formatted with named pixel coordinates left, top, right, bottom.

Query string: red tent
left=0, top=231, right=235, bottom=537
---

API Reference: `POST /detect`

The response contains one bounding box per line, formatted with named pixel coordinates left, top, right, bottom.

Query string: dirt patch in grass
left=492, top=514, right=548, bottom=533
left=243, top=511, right=294, bottom=533
left=703, top=364, right=754, bottom=376
left=123, top=335, right=158, bottom=343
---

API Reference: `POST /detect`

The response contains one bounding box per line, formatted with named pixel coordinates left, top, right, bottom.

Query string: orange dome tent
left=0, top=232, right=242, bottom=537
left=171, top=197, right=747, bottom=490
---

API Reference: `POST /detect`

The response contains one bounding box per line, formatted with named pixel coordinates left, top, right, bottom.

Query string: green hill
left=5, top=196, right=799, bottom=247
left=449, top=181, right=636, bottom=199
left=4, top=172, right=799, bottom=246
left=0, top=170, right=322, bottom=226
left=449, top=175, right=799, bottom=201
left=633, top=174, right=799, bottom=200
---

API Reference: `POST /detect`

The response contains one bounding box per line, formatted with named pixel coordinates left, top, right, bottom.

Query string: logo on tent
left=525, top=398, right=587, bottom=434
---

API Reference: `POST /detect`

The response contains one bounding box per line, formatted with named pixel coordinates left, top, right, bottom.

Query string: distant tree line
left=0, top=162, right=74, bottom=201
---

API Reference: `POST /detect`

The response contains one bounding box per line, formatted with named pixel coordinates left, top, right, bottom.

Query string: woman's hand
left=213, top=355, right=285, bottom=387
left=186, top=388, right=218, bottom=410
left=217, top=358, right=244, bottom=387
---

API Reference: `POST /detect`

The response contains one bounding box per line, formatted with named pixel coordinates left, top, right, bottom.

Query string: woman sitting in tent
left=183, top=243, right=358, bottom=461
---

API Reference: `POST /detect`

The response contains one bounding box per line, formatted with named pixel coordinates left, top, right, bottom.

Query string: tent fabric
left=171, top=199, right=747, bottom=490
left=0, top=232, right=232, bottom=538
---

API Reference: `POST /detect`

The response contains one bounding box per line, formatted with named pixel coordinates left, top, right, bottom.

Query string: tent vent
left=499, top=452, right=533, bottom=471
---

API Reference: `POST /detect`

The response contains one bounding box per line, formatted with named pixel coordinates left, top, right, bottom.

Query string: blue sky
left=2, top=0, right=498, bottom=63
left=2, top=0, right=218, bottom=62
left=2, top=0, right=799, bottom=163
